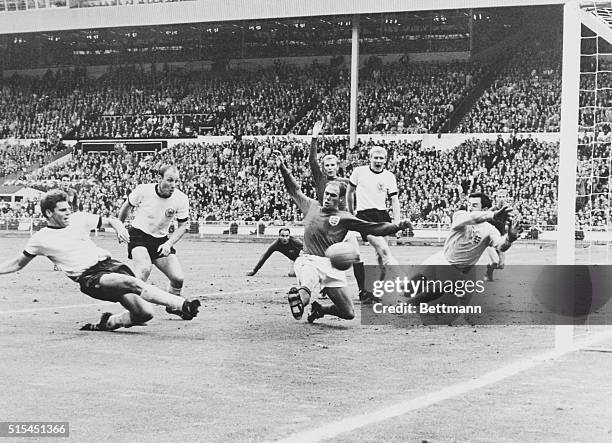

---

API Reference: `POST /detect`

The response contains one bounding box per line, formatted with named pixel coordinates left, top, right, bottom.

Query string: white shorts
left=294, top=254, right=348, bottom=289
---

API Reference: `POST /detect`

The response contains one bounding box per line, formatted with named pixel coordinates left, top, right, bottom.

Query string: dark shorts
left=128, top=227, right=176, bottom=261
left=72, top=258, right=135, bottom=302
left=356, top=209, right=392, bottom=242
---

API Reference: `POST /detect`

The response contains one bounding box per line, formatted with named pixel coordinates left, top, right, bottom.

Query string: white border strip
left=0, top=286, right=284, bottom=315
left=278, top=327, right=612, bottom=443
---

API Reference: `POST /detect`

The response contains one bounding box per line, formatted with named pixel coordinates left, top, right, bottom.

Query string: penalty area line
left=277, top=328, right=612, bottom=443
left=0, top=287, right=285, bottom=315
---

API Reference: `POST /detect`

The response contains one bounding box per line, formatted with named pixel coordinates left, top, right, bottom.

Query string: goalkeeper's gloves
left=493, top=206, right=512, bottom=222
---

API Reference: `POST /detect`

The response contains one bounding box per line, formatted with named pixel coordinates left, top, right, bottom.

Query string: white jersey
left=443, top=210, right=506, bottom=268
left=128, top=184, right=189, bottom=238
left=24, top=212, right=111, bottom=278
left=349, top=166, right=398, bottom=212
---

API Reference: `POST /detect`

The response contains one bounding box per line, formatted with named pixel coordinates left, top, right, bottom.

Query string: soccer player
left=407, top=192, right=518, bottom=305
left=118, top=165, right=190, bottom=318
left=0, top=190, right=200, bottom=331
left=346, top=146, right=405, bottom=301
left=483, top=189, right=511, bottom=281
left=60, top=174, right=79, bottom=212
left=246, top=228, right=303, bottom=277
left=273, top=150, right=412, bottom=323
left=308, top=120, right=364, bottom=297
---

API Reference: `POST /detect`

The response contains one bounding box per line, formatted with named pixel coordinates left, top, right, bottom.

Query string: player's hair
left=40, top=189, right=68, bottom=218
left=322, top=154, right=339, bottom=164
left=369, top=146, right=387, bottom=159
left=159, top=164, right=178, bottom=178
left=60, top=174, right=70, bottom=181
left=469, top=192, right=492, bottom=209
left=326, top=180, right=347, bottom=200
left=278, top=228, right=291, bottom=235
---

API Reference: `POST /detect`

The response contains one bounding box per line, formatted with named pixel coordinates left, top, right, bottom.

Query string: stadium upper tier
left=0, top=34, right=563, bottom=140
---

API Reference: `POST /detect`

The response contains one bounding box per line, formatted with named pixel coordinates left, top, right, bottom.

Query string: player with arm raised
left=308, top=120, right=364, bottom=297
left=246, top=228, right=303, bottom=277
left=118, top=164, right=191, bottom=319
left=0, top=189, right=200, bottom=332
left=346, top=146, right=407, bottom=302
left=273, top=151, right=412, bottom=323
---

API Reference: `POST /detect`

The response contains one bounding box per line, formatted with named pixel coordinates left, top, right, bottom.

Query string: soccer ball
left=325, top=242, right=360, bottom=271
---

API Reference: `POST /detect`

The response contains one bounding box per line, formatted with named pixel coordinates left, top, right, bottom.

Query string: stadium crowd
left=4, top=135, right=566, bottom=231
left=2, top=53, right=575, bottom=141
left=457, top=42, right=561, bottom=133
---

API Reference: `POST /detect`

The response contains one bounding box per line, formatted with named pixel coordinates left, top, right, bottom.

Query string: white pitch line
left=0, top=287, right=285, bottom=315
left=278, top=328, right=612, bottom=443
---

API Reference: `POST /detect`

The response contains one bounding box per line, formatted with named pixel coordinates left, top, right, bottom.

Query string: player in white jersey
left=483, top=189, right=511, bottom=281
left=407, top=192, right=518, bottom=305
left=347, top=146, right=405, bottom=302
left=118, top=165, right=190, bottom=318
left=0, top=189, right=200, bottom=331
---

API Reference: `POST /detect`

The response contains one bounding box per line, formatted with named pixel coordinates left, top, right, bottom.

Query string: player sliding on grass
left=273, top=150, right=412, bottom=323
left=407, top=192, right=519, bottom=305
left=246, top=228, right=303, bottom=277
left=0, top=189, right=201, bottom=331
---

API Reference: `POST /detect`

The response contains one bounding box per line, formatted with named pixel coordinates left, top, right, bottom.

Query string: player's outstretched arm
left=497, top=219, right=520, bottom=252
left=0, top=253, right=34, bottom=275
left=117, top=199, right=133, bottom=223
left=272, top=150, right=313, bottom=214
left=247, top=241, right=278, bottom=276
left=101, top=217, right=130, bottom=243
left=451, top=207, right=511, bottom=230
left=344, top=216, right=412, bottom=238
left=309, top=121, right=324, bottom=185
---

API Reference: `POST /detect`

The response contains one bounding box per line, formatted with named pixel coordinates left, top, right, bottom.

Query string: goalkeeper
left=406, top=192, right=519, bottom=304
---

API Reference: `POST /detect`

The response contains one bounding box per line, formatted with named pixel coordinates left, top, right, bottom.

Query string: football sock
left=353, top=262, right=365, bottom=291
left=140, top=284, right=184, bottom=311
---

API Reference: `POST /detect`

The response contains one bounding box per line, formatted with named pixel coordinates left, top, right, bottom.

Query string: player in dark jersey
left=308, top=120, right=363, bottom=298
left=60, top=174, right=79, bottom=212
left=247, top=228, right=303, bottom=277
left=274, top=150, right=412, bottom=323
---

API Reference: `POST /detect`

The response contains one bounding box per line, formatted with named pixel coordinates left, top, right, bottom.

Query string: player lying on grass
left=0, top=189, right=201, bottom=331
left=273, top=150, right=412, bottom=323
left=406, top=192, right=519, bottom=305
left=246, top=228, right=303, bottom=277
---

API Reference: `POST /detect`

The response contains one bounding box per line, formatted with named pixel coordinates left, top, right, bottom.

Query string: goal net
left=556, top=0, right=612, bottom=350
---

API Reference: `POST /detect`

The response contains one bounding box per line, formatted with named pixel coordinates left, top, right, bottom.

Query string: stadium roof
left=0, top=0, right=565, bottom=35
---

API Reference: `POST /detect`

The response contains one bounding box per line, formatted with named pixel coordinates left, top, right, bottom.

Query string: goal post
left=557, top=0, right=612, bottom=350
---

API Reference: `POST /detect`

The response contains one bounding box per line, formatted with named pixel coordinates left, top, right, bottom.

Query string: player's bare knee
left=170, top=276, right=184, bottom=288
left=138, top=266, right=152, bottom=281
left=344, top=307, right=355, bottom=320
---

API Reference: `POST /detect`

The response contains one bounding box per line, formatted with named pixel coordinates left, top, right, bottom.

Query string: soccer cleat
left=166, top=298, right=201, bottom=320
left=307, top=300, right=324, bottom=323
left=287, top=287, right=304, bottom=320
left=80, top=312, right=112, bottom=331
left=359, top=289, right=375, bottom=304
left=484, top=264, right=495, bottom=282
